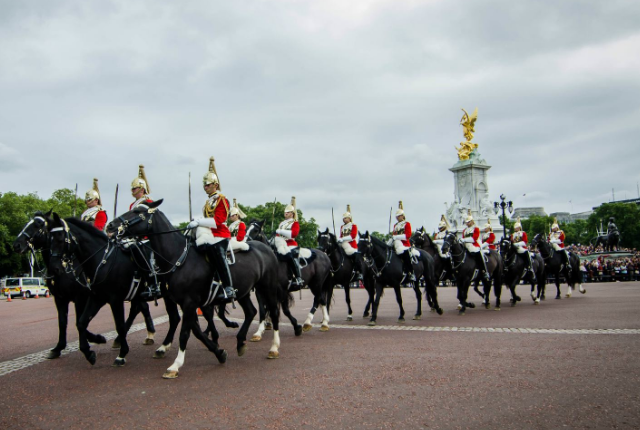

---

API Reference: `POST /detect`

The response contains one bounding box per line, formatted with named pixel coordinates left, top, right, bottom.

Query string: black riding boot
left=287, top=249, right=304, bottom=292
left=524, top=252, right=536, bottom=281
left=401, top=250, right=416, bottom=284
left=353, top=252, right=364, bottom=281
left=475, top=252, right=491, bottom=281
left=207, top=241, right=236, bottom=302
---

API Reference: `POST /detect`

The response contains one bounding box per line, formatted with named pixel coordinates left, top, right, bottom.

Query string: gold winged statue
left=455, top=107, right=479, bottom=160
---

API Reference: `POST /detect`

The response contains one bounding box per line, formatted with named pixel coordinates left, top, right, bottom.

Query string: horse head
left=411, top=226, right=428, bottom=248
left=106, top=199, right=164, bottom=238
left=440, top=231, right=459, bottom=254
left=317, top=228, right=335, bottom=253
left=47, top=213, right=79, bottom=277
left=13, top=210, right=52, bottom=254
left=246, top=219, right=267, bottom=243
left=357, top=231, right=372, bottom=257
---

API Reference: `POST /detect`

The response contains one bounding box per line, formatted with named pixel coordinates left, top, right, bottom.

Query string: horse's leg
left=76, top=296, right=107, bottom=365
left=110, top=301, right=130, bottom=367
left=200, top=305, right=220, bottom=346
left=235, top=295, right=257, bottom=357
left=473, top=279, right=485, bottom=300
left=138, top=300, right=156, bottom=344
left=344, top=281, right=353, bottom=321
left=493, top=277, right=501, bottom=311
left=482, top=279, right=491, bottom=309
left=264, top=287, right=282, bottom=359
left=368, top=282, right=383, bottom=326
left=319, top=277, right=334, bottom=331
left=164, top=302, right=227, bottom=379
left=555, top=275, right=562, bottom=299
left=280, top=291, right=302, bottom=336
left=47, top=296, right=70, bottom=359
left=216, top=303, right=239, bottom=328
left=565, top=270, right=573, bottom=297
left=302, top=294, right=320, bottom=332
left=75, top=299, right=107, bottom=345
left=394, top=285, right=406, bottom=323
left=363, top=279, right=374, bottom=318
left=113, top=300, right=139, bottom=349
left=425, top=276, right=443, bottom=315
left=250, top=291, right=268, bottom=341
left=412, top=282, right=422, bottom=320
left=154, top=294, right=181, bottom=359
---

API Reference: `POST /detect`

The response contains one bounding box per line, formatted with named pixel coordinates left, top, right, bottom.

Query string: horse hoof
left=267, top=351, right=280, bottom=359
left=265, top=324, right=273, bottom=331
left=565, top=294, right=572, bottom=298
left=238, top=344, right=247, bottom=357
left=228, top=322, right=240, bottom=329
left=515, top=297, right=521, bottom=302
left=294, top=325, right=303, bottom=336
left=413, top=315, right=421, bottom=320
left=398, top=318, right=405, bottom=323
left=46, top=350, right=61, bottom=360
left=217, top=350, right=228, bottom=364
left=346, top=316, right=353, bottom=321
left=153, top=350, right=165, bottom=359
left=530, top=294, right=536, bottom=301
left=250, top=335, right=262, bottom=342
left=368, top=321, right=376, bottom=326
left=162, top=370, right=179, bottom=379
left=494, top=307, right=501, bottom=311
left=302, top=323, right=313, bottom=332
left=112, top=358, right=126, bottom=367
left=458, top=311, right=465, bottom=316
left=534, top=300, right=540, bottom=305
left=430, top=308, right=436, bottom=313
left=541, top=296, right=546, bottom=301
left=484, top=304, right=490, bottom=310
left=510, top=301, right=516, bottom=307
left=580, top=289, right=586, bottom=294
left=555, top=295, right=561, bottom=300
left=456, top=304, right=462, bottom=310
left=319, top=325, right=330, bottom=332
left=111, top=341, right=121, bottom=350
left=437, top=308, right=444, bottom=316
left=87, top=351, right=97, bottom=365
left=363, top=313, right=370, bottom=318
left=143, top=338, right=155, bottom=346
left=467, top=303, right=476, bottom=309
left=94, top=335, right=107, bottom=344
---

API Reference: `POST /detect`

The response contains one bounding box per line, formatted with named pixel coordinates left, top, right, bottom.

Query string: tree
left=520, top=215, right=554, bottom=240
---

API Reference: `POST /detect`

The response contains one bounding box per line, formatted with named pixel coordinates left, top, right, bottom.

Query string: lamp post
left=493, top=194, right=513, bottom=240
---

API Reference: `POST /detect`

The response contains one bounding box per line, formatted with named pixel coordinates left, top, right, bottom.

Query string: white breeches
left=195, top=227, right=225, bottom=246
left=464, top=243, right=481, bottom=253
left=230, top=237, right=249, bottom=251
left=515, top=245, right=528, bottom=254
left=275, top=236, right=295, bottom=255
left=394, top=240, right=409, bottom=255
left=340, top=241, right=357, bottom=256
left=551, top=243, right=564, bottom=252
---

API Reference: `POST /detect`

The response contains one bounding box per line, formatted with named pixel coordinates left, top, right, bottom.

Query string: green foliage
left=0, top=189, right=84, bottom=277
left=520, top=215, right=555, bottom=240
left=562, top=219, right=590, bottom=245
left=371, top=231, right=391, bottom=242
left=237, top=201, right=320, bottom=248
left=587, top=203, right=640, bottom=250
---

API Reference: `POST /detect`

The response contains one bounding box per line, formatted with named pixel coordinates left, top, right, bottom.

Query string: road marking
left=329, top=324, right=640, bottom=335
left=0, top=315, right=170, bottom=378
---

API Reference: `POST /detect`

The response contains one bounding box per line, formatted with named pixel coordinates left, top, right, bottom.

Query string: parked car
left=1, top=277, right=48, bottom=298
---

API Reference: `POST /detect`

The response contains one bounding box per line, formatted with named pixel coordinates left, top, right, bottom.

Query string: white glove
left=196, top=218, right=217, bottom=229
left=337, top=237, right=344, bottom=243
left=433, top=239, right=444, bottom=245
left=187, top=220, right=199, bottom=229
left=386, top=239, right=393, bottom=246
left=393, top=234, right=406, bottom=241
left=462, top=237, right=474, bottom=243
left=550, top=239, right=561, bottom=244
left=515, top=241, right=526, bottom=247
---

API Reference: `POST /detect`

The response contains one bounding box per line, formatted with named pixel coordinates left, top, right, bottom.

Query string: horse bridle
left=49, top=219, right=95, bottom=288
left=318, top=232, right=345, bottom=273
left=442, top=232, right=466, bottom=270
left=359, top=235, right=392, bottom=277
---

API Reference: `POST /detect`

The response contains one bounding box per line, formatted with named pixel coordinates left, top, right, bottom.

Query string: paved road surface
left=0, top=282, right=638, bottom=429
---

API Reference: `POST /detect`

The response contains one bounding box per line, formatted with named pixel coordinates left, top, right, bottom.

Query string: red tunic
left=94, top=211, right=108, bottom=231
left=130, top=198, right=153, bottom=210
left=233, top=222, right=246, bottom=241
left=510, top=231, right=529, bottom=250
left=549, top=231, right=565, bottom=249
left=340, top=223, right=358, bottom=249
left=393, top=221, right=412, bottom=248
left=205, top=195, right=231, bottom=238
left=286, top=221, right=300, bottom=247
left=483, top=232, right=496, bottom=250
left=463, top=226, right=481, bottom=248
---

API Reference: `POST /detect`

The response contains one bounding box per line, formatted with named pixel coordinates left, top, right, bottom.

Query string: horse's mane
left=369, top=235, right=388, bottom=248
left=64, top=217, right=108, bottom=239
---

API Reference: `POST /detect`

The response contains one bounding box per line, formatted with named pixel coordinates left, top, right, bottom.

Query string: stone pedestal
left=445, top=151, right=503, bottom=238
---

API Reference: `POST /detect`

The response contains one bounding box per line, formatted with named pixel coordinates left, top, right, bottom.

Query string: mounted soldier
left=432, top=215, right=455, bottom=280
left=392, top=201, right=416, bottom=285
left=82, top=178, right=108, bottom=231
left=128, top=165, right=160, bottom=300
left=481, top=219, right=496, bottom=252
left=548, top=218, right=572, bottom=277
left=461, top=211, right=490, bottom=281
left=607, top=217, right=619, bottom=236
left=229, top=199, right=249, bottom=252
left=187, top=156, right=236, bottom=302
left=337, top=205, right=364, bottom=282
left=510, top=217, right=535, bottom=280
left=275, top=196, right=304, bottom=291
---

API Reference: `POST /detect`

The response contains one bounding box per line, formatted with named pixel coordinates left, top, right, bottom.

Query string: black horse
left=106, top=201, right=283, bottom=378
left=316, top=229, right=375, bottom=321
left=244, top=219, right=334, bottom=335
left=500, top=238, right=546, bottom=305
left=592, top=232, right=620, bottom=252
left=357, top=231, right=440, bottom=326
left=441, top=232, right=503, bottom=313
left=46, top=213, right=187, bottom=369
left=532, top=234, right=586, bottom=299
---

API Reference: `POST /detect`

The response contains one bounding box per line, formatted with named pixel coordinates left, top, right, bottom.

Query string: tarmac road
left=0, top=282, right=639, bottom=430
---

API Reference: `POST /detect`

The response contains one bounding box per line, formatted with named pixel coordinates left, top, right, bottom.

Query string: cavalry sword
left=188, top=172, right=193, bottom=221
left=388, top=206, right=392, bottom=236
left=270, top=197, right=277, bottom=235
left=73, top=183, right=78, bottom=217
left=331, top=207, right=337, bottom=237
left=113, top=184, right=119, bottom=219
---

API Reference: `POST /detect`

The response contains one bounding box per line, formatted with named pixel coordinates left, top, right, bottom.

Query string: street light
left=493, top=194, right=514, bottom=240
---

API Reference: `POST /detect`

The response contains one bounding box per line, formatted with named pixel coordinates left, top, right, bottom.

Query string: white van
left=2, top=277, right=48, bottom=298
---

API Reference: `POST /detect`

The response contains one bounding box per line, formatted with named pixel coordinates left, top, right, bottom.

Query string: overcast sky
left=1, top=0, right=639, bottom=233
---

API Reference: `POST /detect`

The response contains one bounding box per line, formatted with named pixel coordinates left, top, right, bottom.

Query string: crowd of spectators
left=565, top=244, right=640, bottom=283
left=565, top=244, right=638, bottom=256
